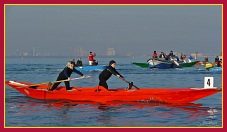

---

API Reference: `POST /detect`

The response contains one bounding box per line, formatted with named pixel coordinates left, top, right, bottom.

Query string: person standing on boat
left=98, top=60, right=124, bottom=90
left=49, top=61, right=86, bottom=91
left=88, top=52, right=97, bottom=65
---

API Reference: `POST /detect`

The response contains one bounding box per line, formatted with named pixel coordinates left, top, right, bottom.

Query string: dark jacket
left=76, top=60, right=83, bottom=66
left=99, top=66, right=123, bottom=81
left=59, top=67, right=83, bottom=79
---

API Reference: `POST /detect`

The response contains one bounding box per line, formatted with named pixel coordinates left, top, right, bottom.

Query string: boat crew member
left=188, top=55, right=193, bottom=62
left=152, top=51, right=158, bottom=58
left=168, top=51, right=174, bottom=57
left=217, top=59, right=222, bottom=67
left=215, top=56, right=219, bottom=66
left=215, top=56, right=219, bottom=63
left=180, top=54, right=187, bottom=63
left=167, top=50, right=174, bottom=60
left=49, top=61, right=85, bottom=91
left=88, top=52, right=97, bottom=65
left=159, top=52, right=166, bottom=60
left=204, top=56, right=209, bottom=65
left=99, top=60, right=124, bottom=90
left=76, top=58, right=83, bottom=67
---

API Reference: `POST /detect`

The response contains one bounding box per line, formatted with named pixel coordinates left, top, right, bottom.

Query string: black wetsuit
left=50, top=67, right=83, bottom=91
left=99, top=66, right=123, bottom=90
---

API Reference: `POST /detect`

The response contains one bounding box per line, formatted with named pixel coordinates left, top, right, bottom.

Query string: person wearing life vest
left=88, top=52, right=97, bottom=65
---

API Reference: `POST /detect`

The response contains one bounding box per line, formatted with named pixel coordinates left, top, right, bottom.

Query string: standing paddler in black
left=99, top=60, right=124, bottom=90
left=49, top=61, right=86, bottom=91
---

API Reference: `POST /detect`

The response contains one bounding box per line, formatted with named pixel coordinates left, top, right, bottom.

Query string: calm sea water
left=5, top=57, right=222, bottom=127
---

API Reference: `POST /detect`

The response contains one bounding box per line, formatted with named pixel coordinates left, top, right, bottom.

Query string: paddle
left=27, top=76, right=90, bottom=89
left=121, top=78, right=139, bottom=90
left=151, top=58, right=156, bottom=68
left=47, top=76, right=91, bottom=90
left=170, top=56, right=181, bottom=68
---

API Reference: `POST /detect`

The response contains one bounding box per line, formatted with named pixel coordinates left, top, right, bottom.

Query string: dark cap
left=109, top=60, right=116, bottom=66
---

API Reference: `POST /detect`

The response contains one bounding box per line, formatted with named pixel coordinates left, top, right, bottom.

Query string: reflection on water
left=5, top=96, right=221, bottom=127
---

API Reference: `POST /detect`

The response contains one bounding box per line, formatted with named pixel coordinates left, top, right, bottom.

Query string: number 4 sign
left=204, top=77, right=214, bottom=88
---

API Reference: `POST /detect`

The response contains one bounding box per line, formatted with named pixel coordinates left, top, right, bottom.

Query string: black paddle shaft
left=122, top=79, right=139, bottom=89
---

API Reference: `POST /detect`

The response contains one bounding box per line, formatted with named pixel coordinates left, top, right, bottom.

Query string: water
left=5, top=57, right=222, bottom=127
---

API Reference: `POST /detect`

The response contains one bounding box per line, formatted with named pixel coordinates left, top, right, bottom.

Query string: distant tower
left=79, top=48, right=83, bottom=56
left=106, top=48, right=115, bottom=56
left=195, top=52, right=198, bottom=60
left=32, top=48, right=36, bottom=56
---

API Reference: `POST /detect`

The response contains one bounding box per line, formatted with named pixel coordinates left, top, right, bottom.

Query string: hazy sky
left=6, top=5, right=222, bottom=56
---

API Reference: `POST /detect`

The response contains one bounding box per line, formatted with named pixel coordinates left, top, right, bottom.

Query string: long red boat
left=5, top=80, right=221, bottom=104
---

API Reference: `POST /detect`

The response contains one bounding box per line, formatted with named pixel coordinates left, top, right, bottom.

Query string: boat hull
left=209, top=67, right=222, bottom=72
left=6, top=80, right=221, bottom=104
left=132, top=62, right=149, bottom=68
left=133, top=61, right=199, bottom=68
left=179, top=61, right=200, bottom=67
left=147, top=59, right=177, bottom=69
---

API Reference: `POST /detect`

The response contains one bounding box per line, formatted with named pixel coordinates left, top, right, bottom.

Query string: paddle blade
left=127, top=82, right=133, bottom=90
left=47, top=82, right=52, bottom=91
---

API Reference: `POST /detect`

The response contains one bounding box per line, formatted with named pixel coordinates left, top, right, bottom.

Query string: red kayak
left=5, top=80, right=221, bottom=104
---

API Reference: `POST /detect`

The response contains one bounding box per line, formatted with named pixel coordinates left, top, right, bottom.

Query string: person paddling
left=98, top=60, right=124, bottom=90
left=48, top=61, right=86, bottom=91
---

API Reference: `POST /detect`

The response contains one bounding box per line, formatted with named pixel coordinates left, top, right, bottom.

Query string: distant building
left=79, top=48, right=83, bottom=56
left=20, top=52, right=28, bottom=57
left=32, top=48, right=36, bottom=56
left=75, top=48, right=85, bottom=57
left=106, top=48, right=115, bottom=56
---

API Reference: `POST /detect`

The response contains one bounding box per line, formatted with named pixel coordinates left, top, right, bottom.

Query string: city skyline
left=7, top=47, right=221, bottom=58
left=6, top=5, right=222, bottom=57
